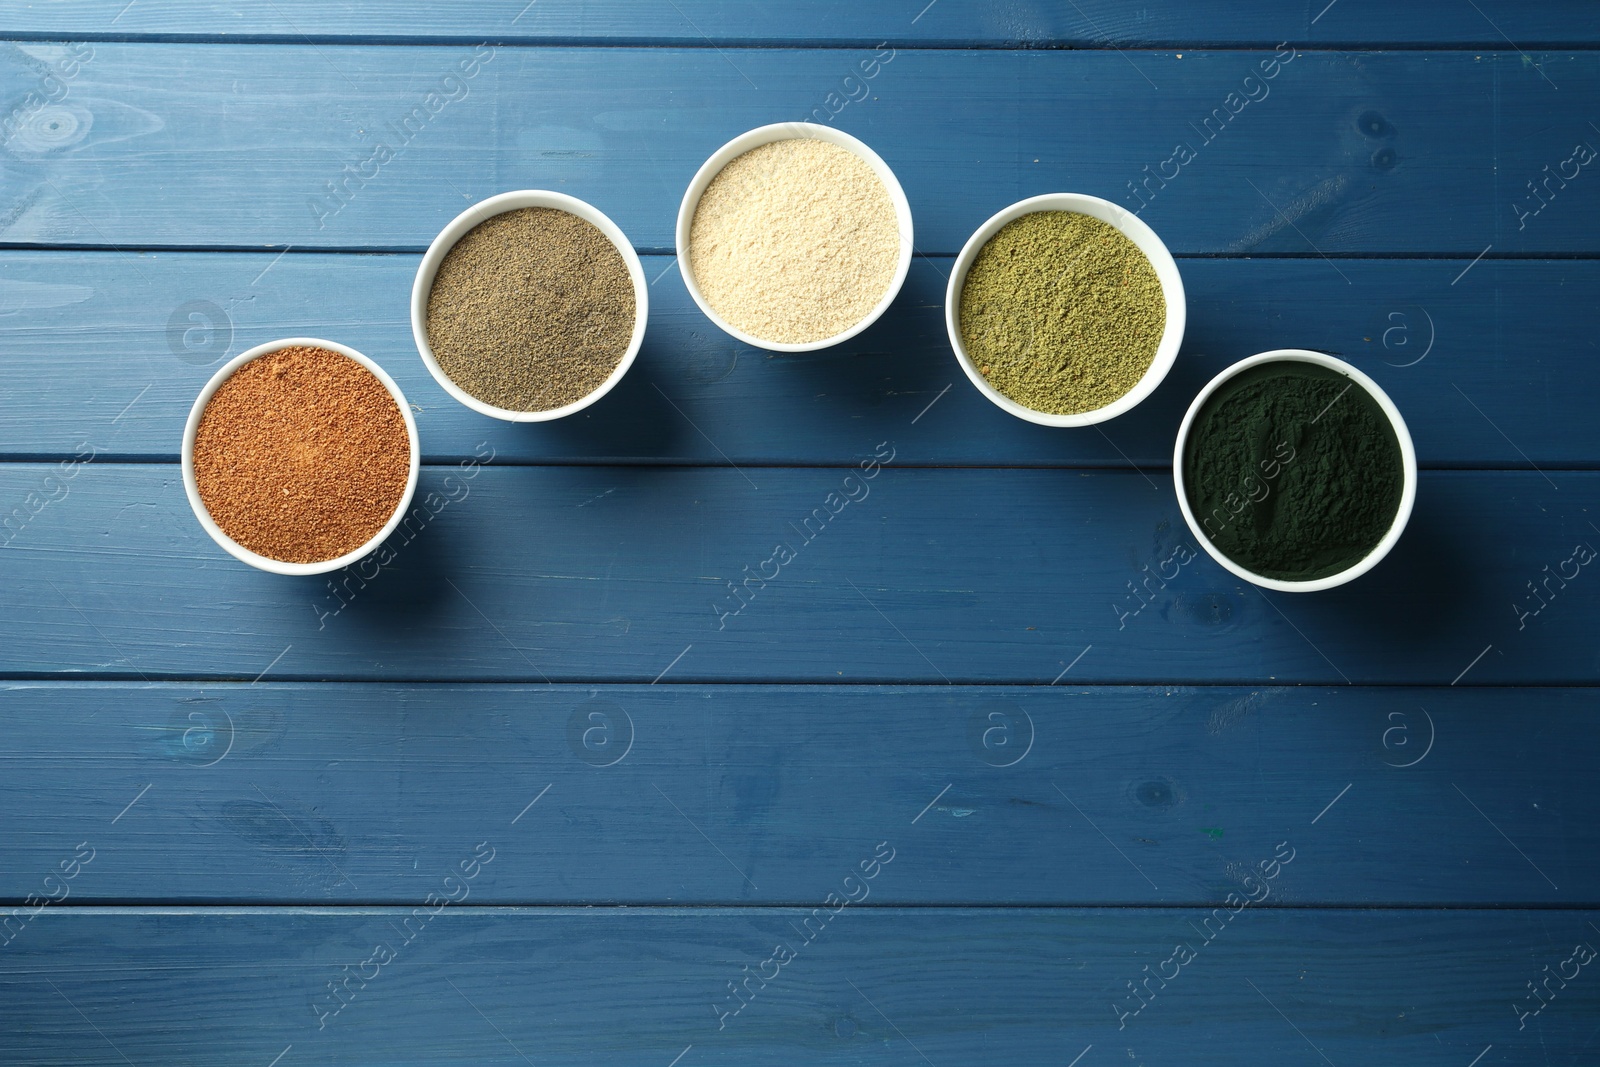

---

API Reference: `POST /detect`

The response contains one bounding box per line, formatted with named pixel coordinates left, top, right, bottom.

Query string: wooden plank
left=7, top=1, right=1598, bottom=47
left=0, top=251, right=1592, bottom=468
left=0, top=465, right=1593, bottom=685
left=2, top=45, right=1597, bottom=253
left=0, top=683, right=1594, bottom=906
left=4, top=907, right=1598, bottom=1064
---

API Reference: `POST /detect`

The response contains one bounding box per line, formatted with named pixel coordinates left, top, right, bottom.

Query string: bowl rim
left=675, top=121, right=915, bottom=353
left=943, top=192, right=1187, bottom=427
left=411, top=189, right=649, bottom=422
left=181, top=337, right=422, bottom=576
left=1171, top=349, right=1419, bottom=593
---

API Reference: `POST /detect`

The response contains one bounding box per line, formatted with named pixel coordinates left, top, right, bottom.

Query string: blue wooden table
left=3, top=4, right=1598, bottom=1063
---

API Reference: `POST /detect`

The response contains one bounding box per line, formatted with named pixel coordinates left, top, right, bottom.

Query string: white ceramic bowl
left=412, top=190, right=648, bottom=421
left=1173, top=349, right=1418, bottom=593
left=676, top=122, right=914, bottom=353
left=945, top=192, right=1186, bottom=427
left=182, top=337, right=421, bottom=576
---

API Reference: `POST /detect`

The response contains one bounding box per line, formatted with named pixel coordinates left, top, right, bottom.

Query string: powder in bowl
left=192, top=345, right=412, bottom=564
left=1181, top=361, right=1404, bottom=582
left=426, top=207, right=636, bottom=413
left=958, top=211, right=1165, bottom=415
left=688, top=138, right=901, bottom=345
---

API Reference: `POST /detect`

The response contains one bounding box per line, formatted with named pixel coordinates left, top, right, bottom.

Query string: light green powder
left=958, top=211, right=1166, bottom=415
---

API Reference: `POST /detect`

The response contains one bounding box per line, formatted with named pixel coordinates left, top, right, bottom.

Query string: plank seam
left=0, top=673, right=1592, bottom=687
left=4, top=35, right=1600, bottom=50
left=2, top=459, right=1597, bottom=473
left=8, top=902, right=1600, bottom=911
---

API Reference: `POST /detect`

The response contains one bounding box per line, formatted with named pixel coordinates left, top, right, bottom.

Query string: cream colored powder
left=688, top=138, right=901, bottom=344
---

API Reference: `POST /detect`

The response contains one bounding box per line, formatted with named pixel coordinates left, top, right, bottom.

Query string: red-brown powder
left=193, top=346, right=412, bottom=564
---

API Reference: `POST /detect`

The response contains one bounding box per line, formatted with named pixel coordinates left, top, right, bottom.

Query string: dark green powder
left=1182, top=361, right=1403, bottom=582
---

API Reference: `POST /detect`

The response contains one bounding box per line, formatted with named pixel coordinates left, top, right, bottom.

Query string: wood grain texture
left=8, top=1, right=1599, bottom=47
left=2, top=44, right=1597, bottom=253
left=4, top=907, right=1598, bottom=1065
left=0, top=683, right=1593, bottom=906
left=2, top=11, right=1597, bottom=1059
left=0, top=251, right=1592, bottom=469
left=0, top=465, right=1593, bottom=685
